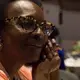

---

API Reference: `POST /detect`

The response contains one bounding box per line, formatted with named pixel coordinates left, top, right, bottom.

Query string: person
left=0, top=0, right=60, bottom=80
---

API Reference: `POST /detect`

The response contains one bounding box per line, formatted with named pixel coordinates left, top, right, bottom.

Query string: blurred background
left=42, top=0, right=80, bottom=51
left=41, top=0, right=80, bottom=79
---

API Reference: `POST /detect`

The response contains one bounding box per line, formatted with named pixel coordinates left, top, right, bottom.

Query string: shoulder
left=18, top=65, right=32, bottom=80
left=0, top=70, right=9, bottom=80
left=0, top=63, right=9, bottom=80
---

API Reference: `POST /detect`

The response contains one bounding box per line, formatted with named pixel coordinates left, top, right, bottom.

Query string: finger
left=52, top=38, right=56, bottom=46
left=52, top=38, right=57, bottom=48
left=47, top=40, right=56, bottom=56
left=52, top=38, right=56, bottom=44
left=52, top=39, right=60, bottom=53
left=45, top=45, right=53, bottom=61
left=48, top=39, right=56, bottom=51
left=47, top=40, right=53, bottom=50
left=54, top=52, right=59, bottom=56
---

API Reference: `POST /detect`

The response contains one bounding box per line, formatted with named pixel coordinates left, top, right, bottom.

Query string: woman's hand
left=39, top=39, right=59, bottom=61
left=32, top=39, right=60, bottom=80
left=18, top=39, right=60, bottom=80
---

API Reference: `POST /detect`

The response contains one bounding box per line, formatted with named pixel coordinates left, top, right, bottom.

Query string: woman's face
left=4, top=1, right=48, bottom=64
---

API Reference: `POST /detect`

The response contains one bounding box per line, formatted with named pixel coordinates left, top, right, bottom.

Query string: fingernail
left=52, top=39, right=56, bottom=43
left=48, top=40, right=52, bottom=47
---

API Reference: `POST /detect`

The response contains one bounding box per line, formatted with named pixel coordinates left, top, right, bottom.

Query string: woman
left=0, top=0, right=60, bottom=80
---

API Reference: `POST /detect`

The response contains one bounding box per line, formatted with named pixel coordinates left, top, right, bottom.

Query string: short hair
left=31, top=0, right=42, bottom=8
left=0, top=0, right=42, bottom=35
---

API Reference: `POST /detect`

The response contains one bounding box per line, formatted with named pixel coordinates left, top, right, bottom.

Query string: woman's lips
left=25, top=44, right=43, bottom=48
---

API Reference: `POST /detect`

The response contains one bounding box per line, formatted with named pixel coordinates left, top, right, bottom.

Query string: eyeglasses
left=5, top=16, right=56, bottom=36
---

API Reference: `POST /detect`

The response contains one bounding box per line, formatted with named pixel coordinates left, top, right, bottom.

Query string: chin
left=23, top=46, right=42, bottom=64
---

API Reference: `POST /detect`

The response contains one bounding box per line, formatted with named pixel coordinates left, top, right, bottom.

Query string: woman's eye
left=18, top=21, right=35, bottom=30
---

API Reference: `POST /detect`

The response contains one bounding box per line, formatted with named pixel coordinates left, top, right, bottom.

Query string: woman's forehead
left=5, top=0, right=44, bottom=21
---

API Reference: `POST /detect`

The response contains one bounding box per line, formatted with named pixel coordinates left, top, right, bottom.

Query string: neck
left=1, top=56, right=23, bottom=79
left=0, top=48, right=23, bottom=79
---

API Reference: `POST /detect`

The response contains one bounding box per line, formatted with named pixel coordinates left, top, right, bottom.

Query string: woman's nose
left=33, top=34, right=42, bottom=40
left=36, top=28, right=43, bottom=34
left=33, top=28, right=43, bottom=40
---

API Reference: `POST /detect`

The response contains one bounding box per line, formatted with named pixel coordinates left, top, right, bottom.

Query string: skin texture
left=4, top=0, right=46, bottom=63
left=0, top=0, right=60, bottom=80
left=0, top=0, right=48, bottom=79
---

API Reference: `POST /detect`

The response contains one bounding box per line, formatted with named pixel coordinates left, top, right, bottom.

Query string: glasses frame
left=5, top=16, right=55, bottom=35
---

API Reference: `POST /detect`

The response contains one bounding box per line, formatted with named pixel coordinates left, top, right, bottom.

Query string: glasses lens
left=17, top=20, right=36, bottom=32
